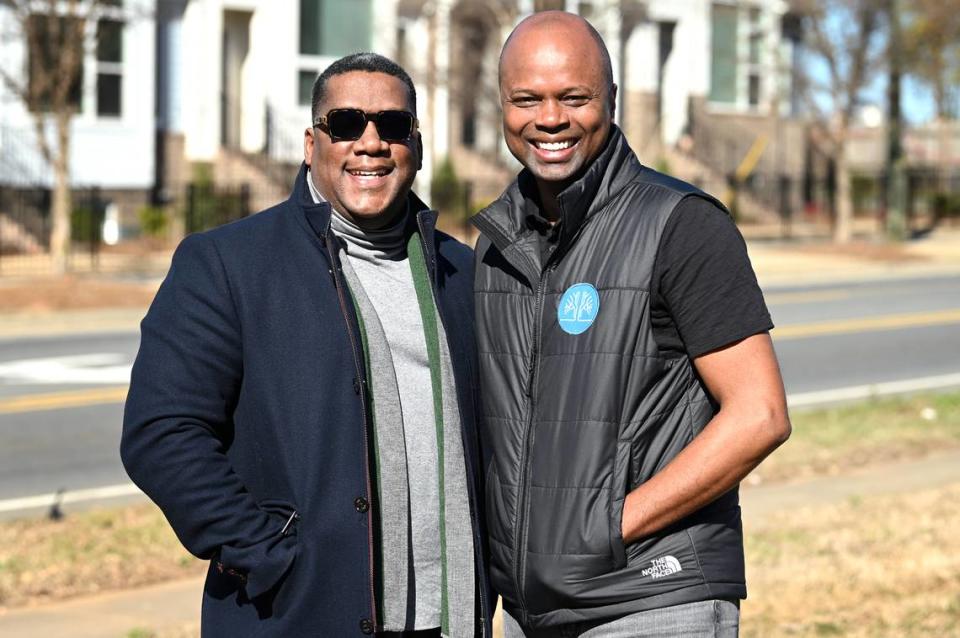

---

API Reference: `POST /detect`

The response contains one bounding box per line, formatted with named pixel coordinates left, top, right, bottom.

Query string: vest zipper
left=416, top=216, right=490, bottom=636
left=325, top=233, right=379, bottom=629
left=513, top=262, right=556, bottom=624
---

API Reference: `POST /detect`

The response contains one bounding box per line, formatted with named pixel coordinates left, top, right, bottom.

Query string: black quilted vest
left=472, top=128, right=746, bottom=628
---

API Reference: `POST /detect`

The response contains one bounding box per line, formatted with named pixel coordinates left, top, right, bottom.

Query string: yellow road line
left=0, top=386, right=128, bottom=414
left=766, top=290, right=851, bottom=305
left=774, top=308, right=960, bottom=340
left=2, top=309, right=959, bottom=412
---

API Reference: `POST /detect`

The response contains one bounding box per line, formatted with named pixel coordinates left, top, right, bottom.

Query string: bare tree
left=796, top=0, right=886, bottom=243
left=902, top=0, right=960, bottom=121
left=0, top=0, right=114, bottom=274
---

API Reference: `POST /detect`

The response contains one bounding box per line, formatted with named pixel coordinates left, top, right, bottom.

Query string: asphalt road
left=0, top=273, right=958, bottom=511
left=0, top=332, right=138, bottom=509
left=767, top=275, right=960, bottom=395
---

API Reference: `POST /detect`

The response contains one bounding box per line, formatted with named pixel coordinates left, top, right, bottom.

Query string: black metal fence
left=698, top=168, right=960, bottom=238
left=0, top=186, right=107, bottom=276
left=185, top=182, right=253, bottom=234
left=0, top=186, right=49, bottom=252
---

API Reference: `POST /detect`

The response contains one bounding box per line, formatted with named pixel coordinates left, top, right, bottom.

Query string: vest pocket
left=622, top=529, right=703, bottom=591
left=608, top=439, right=632, bottom=571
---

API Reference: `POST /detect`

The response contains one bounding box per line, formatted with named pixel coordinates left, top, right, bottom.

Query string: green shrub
left=430, top=157, right=463, bottom=219
left=930, top=192, right=960, bottom=219
left=138, top=205, right=168, bottom=238
left=71, top=206, right=98, bottom=242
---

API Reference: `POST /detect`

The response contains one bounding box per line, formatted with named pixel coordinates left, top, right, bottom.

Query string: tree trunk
left=833, top=137, right=853, bottom=244
left=50, top=115, right=72, bottom=275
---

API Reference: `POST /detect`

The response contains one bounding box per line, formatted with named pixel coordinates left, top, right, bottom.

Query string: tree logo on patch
left=558, top=283, right=600, bottom=335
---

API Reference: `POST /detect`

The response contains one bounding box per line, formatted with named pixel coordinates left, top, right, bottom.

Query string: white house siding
left=638, top=0, right=710, bottom=147
left=175, top=0, right=398, bottom=165
left=157, top=0, right=186, bottom=134
left=180, top=0, right=223, bottom=161
left=160, top=0, right=794, bottom=202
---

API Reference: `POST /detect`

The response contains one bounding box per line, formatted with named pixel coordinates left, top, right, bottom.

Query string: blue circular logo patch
left=558, top=283, right=600, bottom=335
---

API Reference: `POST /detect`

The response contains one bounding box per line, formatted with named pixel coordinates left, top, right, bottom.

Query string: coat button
left=360, top=618, right=374, bottom=634
left=354, top=497, right=369, bottom=513
left=352, top=377, right=361, bottom=394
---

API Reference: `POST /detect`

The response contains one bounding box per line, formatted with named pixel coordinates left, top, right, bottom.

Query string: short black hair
left=311, top=52, right=417, bottom=123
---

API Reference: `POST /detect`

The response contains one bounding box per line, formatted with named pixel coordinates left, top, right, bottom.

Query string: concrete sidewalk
left=748, top=227, right=960, bottom=287
left=0, top=576, right=203, bottom=638
left=2, top=451, right=959, bottom=638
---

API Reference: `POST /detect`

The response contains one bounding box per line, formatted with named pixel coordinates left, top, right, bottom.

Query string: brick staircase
left=663, top=145, right=780, bottom=223
left=213, top=147, right=295, bottom=213
left=0, top=213, right=43, bottom=255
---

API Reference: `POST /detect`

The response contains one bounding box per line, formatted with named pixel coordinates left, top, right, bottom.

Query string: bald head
left=499, top=11, right=613, bottom=90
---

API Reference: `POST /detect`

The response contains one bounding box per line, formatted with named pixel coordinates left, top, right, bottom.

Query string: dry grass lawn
left=743, top=482, right=960, bottom=637
left=0, top=503, right=203, bottom=610
left=0, top=276, right=159, bottom=313
left=750, top=392, right=960, bottom=485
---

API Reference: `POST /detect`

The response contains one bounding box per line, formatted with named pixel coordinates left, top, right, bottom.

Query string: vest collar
left=472, top=126, right=642, bottom=279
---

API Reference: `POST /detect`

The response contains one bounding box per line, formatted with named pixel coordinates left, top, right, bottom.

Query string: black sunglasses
left=313, top=108, right=418, bottom=143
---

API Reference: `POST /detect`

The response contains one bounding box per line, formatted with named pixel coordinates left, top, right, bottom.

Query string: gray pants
left=503, top=600, right=740, bottom=637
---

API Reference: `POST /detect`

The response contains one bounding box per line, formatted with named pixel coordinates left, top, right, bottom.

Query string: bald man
left=471, top=12, right=790, bottom=637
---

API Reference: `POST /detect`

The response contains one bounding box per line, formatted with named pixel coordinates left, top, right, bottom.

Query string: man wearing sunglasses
left=471, top=12, right=791, bottom=637
left=123, top=53, right=490, bottom=637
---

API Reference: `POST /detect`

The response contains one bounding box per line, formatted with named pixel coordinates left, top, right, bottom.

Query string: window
left=748, top=32, right=763, bottom=64
left=710, top=3, right=767, bottom=109
left=710, top=4, right=738, bottom=104
left=748, top=74, right=761, bottom=106
left=746, top=8, right=764, bottom=108
left=300, top=0, right=371, bottom=57
left=26, top=14, right=84, bottom=112
left=96, top=18, right=123, bottom=116
left=25, top=5, right=124, bottom=117
left=299, top=70, right=317, bottom=107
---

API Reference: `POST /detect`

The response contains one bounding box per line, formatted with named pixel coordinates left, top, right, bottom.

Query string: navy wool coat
left=121, top=165, right=492, bottom=637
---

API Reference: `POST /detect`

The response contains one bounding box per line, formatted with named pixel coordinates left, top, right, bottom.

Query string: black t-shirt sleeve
left=650, top=196, right=773, bottom=359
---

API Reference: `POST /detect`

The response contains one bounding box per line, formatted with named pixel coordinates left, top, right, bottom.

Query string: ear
left=609, top=84, right=618, bottom=118
left=303, top=127, right=315, bottom=166
left=416, top=132, right=423, bottom=172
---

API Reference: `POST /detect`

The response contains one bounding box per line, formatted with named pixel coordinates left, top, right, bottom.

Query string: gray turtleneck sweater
left=309, top=174, right=441, bottom=630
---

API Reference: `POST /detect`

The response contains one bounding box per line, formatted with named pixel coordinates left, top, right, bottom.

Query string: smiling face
left=304, top=71, right=420, bottom=230
left=499, top=14, right=615, bottom=204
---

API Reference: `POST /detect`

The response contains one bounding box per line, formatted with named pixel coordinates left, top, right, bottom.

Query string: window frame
left=95, top=16, right=124, bottom=118
left=708, top=1, right=774, bottom=113
left=23, top=1, right=128, bottom=119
